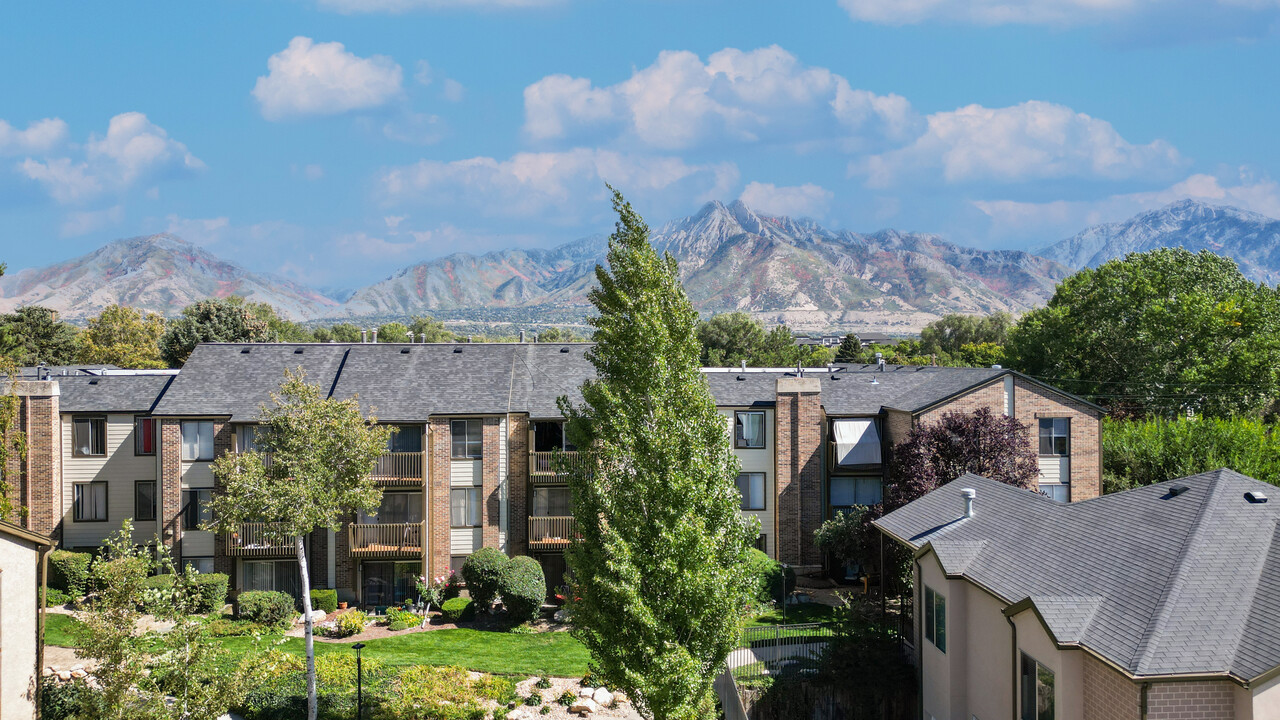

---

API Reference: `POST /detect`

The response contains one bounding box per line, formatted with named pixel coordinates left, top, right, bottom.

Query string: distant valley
left=2, top=199, right=1276, bottom=333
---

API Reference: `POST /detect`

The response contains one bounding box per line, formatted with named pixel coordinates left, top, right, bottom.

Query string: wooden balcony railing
left=528, top=516, right=576, bottom=551
left=529, top=450, right=584, bottom=483
left=225, top=523, right=294, bottom=557
left=370, top=452, right=424, bottom=484
left=348, top=522, right=424, bottom=557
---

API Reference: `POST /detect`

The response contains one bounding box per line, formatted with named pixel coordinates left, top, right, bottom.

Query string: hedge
left=440, top=597, right=473, bottom=624
left=499, top=556, right=545, bottom=623
left=49, top=551, right=93, bottom=597
left=237, top=591, right=296, bottom=627
left=191, top=573, right=229, bottom=613
left=310, top=588, right=338, bottom=614
left=461, top=547, right=508, bottom=611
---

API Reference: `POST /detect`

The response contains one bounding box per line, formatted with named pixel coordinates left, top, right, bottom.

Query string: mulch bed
left=305, top=607, right=570, bottom=643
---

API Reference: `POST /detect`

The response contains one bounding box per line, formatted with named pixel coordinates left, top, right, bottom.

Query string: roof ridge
left=1130, top=472, right=1227, bottom=673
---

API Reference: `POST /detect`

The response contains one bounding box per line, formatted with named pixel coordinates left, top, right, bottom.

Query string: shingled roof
left=58, top=373, right=175, bottom=413
left=820, top=364, right=1006, bottom=415
left=874, top=469, right=1280, bottom=682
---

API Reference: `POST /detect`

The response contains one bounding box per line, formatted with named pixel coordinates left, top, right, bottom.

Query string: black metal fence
left=731, top=623, right=835, bottom=684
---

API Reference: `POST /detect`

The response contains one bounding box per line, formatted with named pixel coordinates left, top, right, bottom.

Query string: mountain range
left=2, top=199, right=1276, bottom=331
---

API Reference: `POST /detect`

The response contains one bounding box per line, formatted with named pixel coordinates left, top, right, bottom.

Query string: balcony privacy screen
left=832, top=418, right=881, bottom=467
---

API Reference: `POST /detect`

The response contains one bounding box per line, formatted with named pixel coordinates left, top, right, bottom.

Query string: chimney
left=371, top=329, right=378, bottom=343
left=961, top=488, right=975, bottom=518
left=519, top=331, right=526, bottom=343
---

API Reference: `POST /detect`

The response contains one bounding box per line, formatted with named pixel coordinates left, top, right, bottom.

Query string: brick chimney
left=774, top=376, right=823, bottom=570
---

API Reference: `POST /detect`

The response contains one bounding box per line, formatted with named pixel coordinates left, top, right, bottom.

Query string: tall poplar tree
left=559, top=189, right=757, bottom=720
left=209, top=370, right=390, bottom=720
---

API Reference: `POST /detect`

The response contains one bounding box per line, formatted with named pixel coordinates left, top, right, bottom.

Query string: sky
left=2, top=0, right=1279, bottom=290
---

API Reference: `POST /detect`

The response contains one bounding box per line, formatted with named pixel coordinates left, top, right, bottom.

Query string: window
left=185, top=558, right=214, bottom=574
left=735, top=411, right=766, bottom=449
left=830, top=477, right=882, bottom=512
left=181, top=421, right=214, bottom=461
left=362, top=561, right=420, bottom=605
left=387, top=425, right=423, bottom=453
left=134, top=417, right=156, bottom=456
left=533, top=421, right=575, bottom=452
left=736, top=472, right=766, bottom=510
left=1020, top=653, right=1055, bottom=720
left=239, top=425, right=261, bottom=453
left=1038, top=418, right=1070, bottom=456
left=357, top=492, right=422, bottom=524
left=832, top=418, right=882, bottom=467
left=72, top=417, right=106, bottom=457
left=135, top=481, right=156, bottom=522
left=451, top=420, right=483, bottom=459
left=1041, top=484, right=1069, bottom=503
left=532, top=487, right=572, bottom=516
left=73, top=482, right=107, bottom=522
left=924, top=585, right=946, bottom=653
left=755, top=534, right=767, bottom=552
left=243, top=560, right=300, bottom=597
left=450, top=556, right=466, bottom=574
left=182, top=489, right=213, bottom=530
left=450, top=487, right=481, bottom=527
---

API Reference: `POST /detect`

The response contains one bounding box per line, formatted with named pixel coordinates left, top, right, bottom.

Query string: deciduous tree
left=159, top=298, right=276, bottom=367
left=77, top=304, right=166, bottom=369
left=209, top=370, right=390, bottom=720
left=409, top=315, right=455, bottom=342
left=560, top=189, right=757, bottom=720
left=920, top=313, right=1012, bottom=355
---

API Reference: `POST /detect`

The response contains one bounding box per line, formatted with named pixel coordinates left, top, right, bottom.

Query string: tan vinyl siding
left=498, top=416, right=508, bottom=552
left=451, top=528, right=482, bottom=555
left=61, top=414, right=159, bottom=548
left=451, top=459, right=482, bottom=487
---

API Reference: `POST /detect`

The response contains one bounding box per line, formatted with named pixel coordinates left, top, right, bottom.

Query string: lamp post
left=352, top=642, right=366, bottom=720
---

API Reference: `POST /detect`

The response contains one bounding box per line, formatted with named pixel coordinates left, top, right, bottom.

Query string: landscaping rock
left=302, top=610, right=326, bottom=623
left=70, top=669, right=87, bottom=679
left=592, top=688, right=613, bottom=706
left=569, top=698, right=598, bottom=715
left=578, top=687, right=594, bottom=697
left=553, top=608, right=570, bottom=623
left=56, top=671, right=71, bottom=682
left=42, top=667, right=53, bottom=677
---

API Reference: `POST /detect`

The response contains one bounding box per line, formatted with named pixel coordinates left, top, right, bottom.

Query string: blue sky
left=2, top=0, right=1278, bottom=289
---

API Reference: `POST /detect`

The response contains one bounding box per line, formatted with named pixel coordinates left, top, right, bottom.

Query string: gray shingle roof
left=58, top=374, right=175, bottom=414
left=874, top=469, right=1280, bottom=681
left=703, top=371, right=799, bottom=407
left=151, top=344, right=349, bottom=421
left=821, top=364, right=1005, bottom=415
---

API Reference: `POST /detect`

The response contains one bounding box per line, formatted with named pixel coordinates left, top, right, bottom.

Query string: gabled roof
left=874, top=470, right=1280, bottom=682
left=0, top=521, right=52, bottom=547
left=821, top=364, right=1006, bottom=415
left=58, top=373, right=175, bottom=414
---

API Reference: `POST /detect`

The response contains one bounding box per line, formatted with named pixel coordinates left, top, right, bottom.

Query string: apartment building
left=5, top=343, right=1102, bottom=607
left=875, top=470, right=1280, bottom=720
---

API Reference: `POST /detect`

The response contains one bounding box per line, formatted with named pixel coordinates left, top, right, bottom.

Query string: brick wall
left=775, top=377, right=823, bottom=569
left=309, top=529, right=327, bottom=588
left=24, top=393, right=60, bottom=540
left=916, top=381, right=1007, bottom=424
left=507, top=414, right=528, bottom=555
left=159, top=419, right=182, bottom=549
left=1147, top=680, right=1236, bottom=719
left=482, top=417, right=502, bottom=549
left=428, top=418, right=451, bottom=579
left=335, top=515, right=354, bottom=592
left=884, top=409, right=912, bottom=446
left=1082, top=653, right=1140, bottom=720
left=1013, top=377, right=1102, bottom=501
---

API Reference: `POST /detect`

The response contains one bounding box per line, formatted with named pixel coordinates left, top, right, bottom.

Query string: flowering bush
left=417, top=572, right=464, bottom=612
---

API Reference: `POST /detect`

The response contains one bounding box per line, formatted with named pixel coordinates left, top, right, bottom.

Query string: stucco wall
left=1248, top=672, right=1280, bottom=719
left=0, top=532, right=40, bottom=720
left=1012, top=609, right=1085, bottom=720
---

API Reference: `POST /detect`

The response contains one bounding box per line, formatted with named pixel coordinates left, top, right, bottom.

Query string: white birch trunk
left=296, top=534, right=317, bottom=720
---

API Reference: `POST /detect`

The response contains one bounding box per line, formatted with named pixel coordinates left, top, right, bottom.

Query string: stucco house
left=0, top=522, right=52, bottom=720
left=874, top=469, right=1280, bottom=720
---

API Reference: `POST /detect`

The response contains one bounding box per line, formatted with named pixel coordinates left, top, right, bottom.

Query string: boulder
left=70, top=669, right=87, bottom=679
left=302, top=610, right=326, bottom=623
left=553, top=608, right=571, bottom=623
left=569, top=698, right=598, bottom=715
left=56, top=671, right=71, bottom=682
left=578, top=687, right=594, bottom=697
left=592, top=688, right=613, bottom=706
left=42, top=667, right=53, bottom=677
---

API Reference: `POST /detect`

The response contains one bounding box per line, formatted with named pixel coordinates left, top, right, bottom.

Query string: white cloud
left=838, top=0, right=1280, bottom=27
left=253, top=37, right=403, bottom=121
left=317, top=0, right=562, bottom=13
left=17, top=112, right=203, bottom=204
left=381, top=112, right=445, bottom=145
left=973, top=171, right=1280, bottom=236
left=523, top=46, right=918, bottom=152
left=739, top=182, right=833, bottom=218
left=441, top=78, right=466, bottom=103
left=0, top=118, right=68, bottom=156
left=290, top=163, right=325, bottom=181
left=61, top=205, right=124, bottom=237
left=164, top=215, right=232, bottom=245
left=378, top=148, right=738, bottom=221
left=859, top=101, right=1184, bottom=187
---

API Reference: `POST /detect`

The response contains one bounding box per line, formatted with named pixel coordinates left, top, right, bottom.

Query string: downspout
left=1140, top=682, right=1150, bottom=720
left=916, top=558, right=924, bottom=720
left=1006, top=611, right=1018, bottom=720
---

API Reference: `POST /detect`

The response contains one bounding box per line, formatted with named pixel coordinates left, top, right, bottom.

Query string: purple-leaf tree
left=884, top=407, right=1039, bottom=513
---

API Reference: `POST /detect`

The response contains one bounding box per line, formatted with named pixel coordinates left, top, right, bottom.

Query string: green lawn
left=44, top=613, right=590, bottom=678
left=746, top=602, right=842, bottom=627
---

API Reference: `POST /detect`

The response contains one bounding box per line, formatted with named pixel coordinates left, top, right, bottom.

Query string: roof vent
left=400, top=348, right=410, bottom=354
left=294, top=348, right=304, bottom=354
left=560, top=347, right=570, bottom=353
left=1167, top=484, right=1191, bottom=498
left=1246, top=491, right=1269, bottom=504
left=88, top=379, right=99, bottom=385
left=240, top=348, right=251, bottom=354
left=736, top=375, right=745, bottom=381
left=453, top=347, right=463, bottom=353
left=961, top=488, right=975, bottom=518
left=991, top=364, right=1002, bottom=369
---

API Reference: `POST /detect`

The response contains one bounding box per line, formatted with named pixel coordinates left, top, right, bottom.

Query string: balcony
left=529, top=450, right=584, bottom=484
left=528, top=516, right=576, bottom=551
left=370, top=452, right=424, bottom=485
left=348, top=522, right=424, bottom=558
left=225, top=523, right=294, bottom=557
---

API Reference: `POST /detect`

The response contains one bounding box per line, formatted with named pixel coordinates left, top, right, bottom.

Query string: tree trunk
left=296, top=534, right=317, bottom=720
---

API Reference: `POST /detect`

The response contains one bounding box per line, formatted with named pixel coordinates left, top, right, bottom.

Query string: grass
left=746, top=602, right=842, bottom=627
left=44, top=613, right=590, bottom=678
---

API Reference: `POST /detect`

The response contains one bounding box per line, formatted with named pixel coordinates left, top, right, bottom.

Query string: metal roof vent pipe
left=361, top=329, right=368, bottom=343
left=371, top=329, right=378, bottom=343
left=520, top=331, right=526, bottom=343
left=741, top=360, right=747, bottom=372
left=961, top=488, right=976, bottom=518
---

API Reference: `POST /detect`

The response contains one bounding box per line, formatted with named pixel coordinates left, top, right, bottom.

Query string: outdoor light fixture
left=352, top=642, right=367, bottom=720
